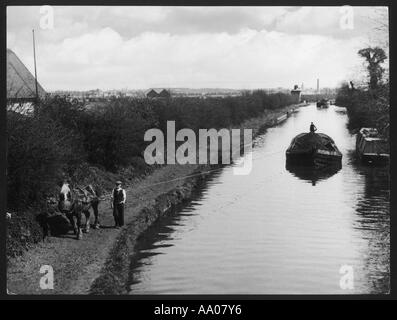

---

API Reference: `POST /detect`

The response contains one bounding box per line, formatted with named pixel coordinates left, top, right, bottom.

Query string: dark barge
left=286, top=132, right=342, bottom=167
left=316, top=99, right=329, bottom=108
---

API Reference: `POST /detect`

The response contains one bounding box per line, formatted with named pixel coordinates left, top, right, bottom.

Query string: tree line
left=7, top=90, right=295, bottom=212
left=336, top=46, right=389, bottom=134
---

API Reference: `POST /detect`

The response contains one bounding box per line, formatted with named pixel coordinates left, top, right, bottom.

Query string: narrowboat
left=276, top=113, right=288, bottom=124
left=286, top=132, right=342, bottom=167
left=316, top=99, right=329, bottom=108
left=356, top=128, right=389, bottom=164
left=334, top=106, right=347, bottom=114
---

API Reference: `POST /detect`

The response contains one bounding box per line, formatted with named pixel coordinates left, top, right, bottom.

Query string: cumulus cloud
left=6, top=6, right=387, bottom=90
left=273, top=6, right=386, bottom=38
left=19, top=27, right=365, bottom=90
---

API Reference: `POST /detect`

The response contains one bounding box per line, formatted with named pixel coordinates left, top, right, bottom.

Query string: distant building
left=290, top=84, right=301, bottom=104
left=7, top=48, right=46, bottom=103
left=146, top=89, right=159, bottom=98
left=158, top=89, right=171, bottom=98
left=146, top=88, right=171, bottom=99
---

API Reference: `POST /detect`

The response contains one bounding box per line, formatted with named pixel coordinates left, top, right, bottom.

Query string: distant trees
left=358, top=47, right=387, bottom=90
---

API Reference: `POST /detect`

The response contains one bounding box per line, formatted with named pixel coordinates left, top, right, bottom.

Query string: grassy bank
left=7, top=103, right=300, bottom=294
left=6, top=91, right=295, bottom=258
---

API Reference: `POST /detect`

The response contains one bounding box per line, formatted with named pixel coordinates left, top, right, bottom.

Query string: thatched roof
left=7, top=49, right=46, bottom=102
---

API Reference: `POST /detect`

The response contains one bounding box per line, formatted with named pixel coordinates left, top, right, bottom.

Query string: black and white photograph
left=4, top=3, right=391, bottom=299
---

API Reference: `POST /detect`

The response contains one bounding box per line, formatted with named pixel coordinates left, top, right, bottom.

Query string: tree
left=358, top=47, right=387, bottom=90
left=7, top=111, right=75, bottom=208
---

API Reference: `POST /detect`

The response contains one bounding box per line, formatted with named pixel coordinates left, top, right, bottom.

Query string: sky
left=7, top=6, right=389, bottom=91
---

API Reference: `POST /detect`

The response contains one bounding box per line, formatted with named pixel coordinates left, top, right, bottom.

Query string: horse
left=58, top=182, right=100, bottom=240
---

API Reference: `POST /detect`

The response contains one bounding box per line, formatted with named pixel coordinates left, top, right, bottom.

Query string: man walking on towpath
left=111, top=181, right=126, bottom=228
left=310, top=122, right=317, bottom=133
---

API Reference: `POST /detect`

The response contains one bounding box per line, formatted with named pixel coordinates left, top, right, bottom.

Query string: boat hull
left=356, top=128, right=389, bottom=165
left=286, top=151, right=315, bottom=166
left=316, top=99, right=329, bottom=108
left=357, top=152, right=389, bottom=165
left=314, top=149, right=342, bottom=167
left=286, top=132, right=342, bottom=168
left=286, top=150, right=342, bottom=167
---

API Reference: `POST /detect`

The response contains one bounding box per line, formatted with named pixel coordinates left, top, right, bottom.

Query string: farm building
left=146, top=88, right=171, bottom=99
left=158, top=89, right=171, bottom=98
left=7, top=48, right=46, bottom=103
left=146, top=89, right=159, bottom=98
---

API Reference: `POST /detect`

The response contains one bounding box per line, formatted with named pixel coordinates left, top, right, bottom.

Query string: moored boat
left=356, top=128, right=389, bottom=164
left=276, top=113, right=288, bottom=124
left=286, top=132, right=342, bottom=167
left=334, top=106, right=347, bottom=114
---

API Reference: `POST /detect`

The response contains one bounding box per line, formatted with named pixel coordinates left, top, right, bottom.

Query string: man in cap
left=310, top=122, right=317, bottom=134
left=111, top=181, right=126, bottom=228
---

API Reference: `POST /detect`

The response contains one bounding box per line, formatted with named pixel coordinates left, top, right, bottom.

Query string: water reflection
left=128, top=104, right=390, bottom=294
left=286, top=163, right=342, bottom=186
left=128, top=180, right=214, bottom=291
left=353, top=164, right=390, bottom=293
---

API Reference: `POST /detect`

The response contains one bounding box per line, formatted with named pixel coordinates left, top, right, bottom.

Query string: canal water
left=128, top=104, right=390, bottom=294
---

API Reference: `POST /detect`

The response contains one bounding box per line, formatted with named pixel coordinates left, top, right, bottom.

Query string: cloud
left=109, top=6, right=171, bottom=23
left=15, top=26, right=366, bottom=90
left=273, top=6, right=387, bottom=39
left=6, top=6, right=387, bottom=90
left=9, top=6, right=383, bottom=41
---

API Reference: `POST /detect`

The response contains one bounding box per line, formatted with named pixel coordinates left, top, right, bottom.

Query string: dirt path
left=7, top=164, right=200, bottom=294
left=6, top=105, right=300, bottom=295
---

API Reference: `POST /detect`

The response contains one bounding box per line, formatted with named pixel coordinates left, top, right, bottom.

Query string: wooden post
left=32, top=29, right=39, bottom=103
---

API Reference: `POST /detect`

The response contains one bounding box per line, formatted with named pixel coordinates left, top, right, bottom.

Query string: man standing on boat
left=310, top=122, right=317, bottom=133
left=111, top=181, right=126, bottom=228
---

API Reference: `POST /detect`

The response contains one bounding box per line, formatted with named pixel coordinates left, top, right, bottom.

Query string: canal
left=128, top=103, right=390, bottom=294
